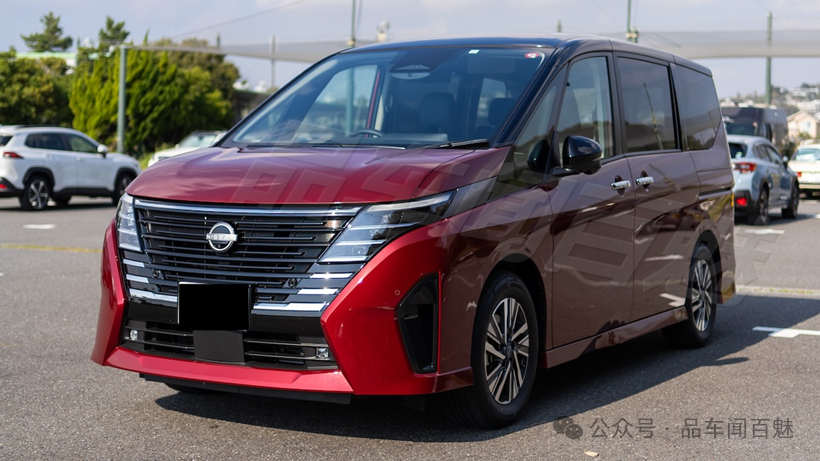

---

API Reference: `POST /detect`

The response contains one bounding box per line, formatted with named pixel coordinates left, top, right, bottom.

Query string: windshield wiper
left=425, top=139, right=490, bottom=149
left=243, top=142, right=404, bottom=150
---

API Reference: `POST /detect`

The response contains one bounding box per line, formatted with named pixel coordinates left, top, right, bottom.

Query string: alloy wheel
left=690, top=259, right=713, bottom=332
left=484, top=297, right=530, bottom=405
left=27, top=179, right=49, bottom=210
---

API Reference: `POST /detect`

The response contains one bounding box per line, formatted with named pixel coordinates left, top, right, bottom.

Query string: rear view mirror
left=550, top=136, right=603, bottom=177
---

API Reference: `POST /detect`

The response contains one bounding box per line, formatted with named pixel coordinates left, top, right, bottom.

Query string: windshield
left=728, top=142, right=747, bottom=159
left=794, top=148, right=820, bottom=162
left=179, top=132, right=220, bottom=148
left=224, top=46, right=551, bottom=149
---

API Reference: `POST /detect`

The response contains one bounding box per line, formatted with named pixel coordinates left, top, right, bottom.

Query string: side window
left=24, top=133, right=67, bottom=151
left=555, top=57, right=614, bottom=159
left=618, top=58, right=677, bottom=153
left=765, top=145, right=782, bottom=164
left=490, top=67, right=566, bottom=200
left=678, top=67, right=720, bottom=150
left=66, top=134, right=98, bottom=154
left=754, top=145, right=769, bottom=162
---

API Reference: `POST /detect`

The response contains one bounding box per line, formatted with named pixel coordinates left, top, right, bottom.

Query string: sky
left=4, top=0, right=820, bottom=98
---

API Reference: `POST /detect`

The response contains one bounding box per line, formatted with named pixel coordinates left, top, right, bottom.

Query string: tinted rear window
left=729, top=143, right=746, bottom=159
left=678, top=67, right=720, bottom=150
left=0, top=135, right=11, bottom=147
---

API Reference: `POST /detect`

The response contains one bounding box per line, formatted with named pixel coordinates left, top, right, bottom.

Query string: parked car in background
left=0, top=126, right=142, bottom=211
left=728, top=135, right=799, bottom=225
left=789, top=144, right=820, bottom=196
left=93, top=35, right=736, bottom=428
left=146, top=131, right=225, bottom=168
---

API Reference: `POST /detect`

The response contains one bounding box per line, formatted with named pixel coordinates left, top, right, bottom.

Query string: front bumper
left=92, top=217, right=479, bottom=397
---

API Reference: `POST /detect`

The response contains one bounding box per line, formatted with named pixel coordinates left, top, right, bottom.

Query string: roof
left=0, top=126, right=85, bottom=135
left=726, top=134, right=772, bottom=145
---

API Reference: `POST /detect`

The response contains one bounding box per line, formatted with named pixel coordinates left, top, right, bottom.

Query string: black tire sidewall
left=470, top=272, right=539, bottom=426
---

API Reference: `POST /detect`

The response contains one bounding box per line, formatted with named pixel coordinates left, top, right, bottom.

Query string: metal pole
left=765, top=12, right=772, bottom=106
left=627, top=0, right=632, bottom=39
left=270, top=35, right=277, bottom=91
left=349, top=0, right=357, bottom=48
left=117, top=45, right=127, bottom=154
left=557, top=20, right=562, bottom=33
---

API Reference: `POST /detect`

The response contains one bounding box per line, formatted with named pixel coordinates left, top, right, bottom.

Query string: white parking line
left=737, top=285, right=820, bottom=298
left=743, top=229, right=785, bottom=235
left=753, top=326, right=820, bottom=338
left=23, top=224, right=55, bottom=230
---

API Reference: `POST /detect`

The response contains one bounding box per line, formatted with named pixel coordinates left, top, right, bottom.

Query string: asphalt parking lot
left=1, top=196, right=819, bottom=459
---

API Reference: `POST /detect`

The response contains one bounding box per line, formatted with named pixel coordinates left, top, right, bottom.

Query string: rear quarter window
left=0, top=135, right=11, bottom=147
left=728, top=143, right=746, bottom=159
left=678, top=67, right=721, bottom=150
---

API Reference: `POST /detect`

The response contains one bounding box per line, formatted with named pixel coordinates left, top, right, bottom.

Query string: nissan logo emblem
left=206, top=222, right=238, bottom=252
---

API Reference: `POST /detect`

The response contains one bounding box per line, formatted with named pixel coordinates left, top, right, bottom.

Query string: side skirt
left=543, top=307, right=688, bottom=369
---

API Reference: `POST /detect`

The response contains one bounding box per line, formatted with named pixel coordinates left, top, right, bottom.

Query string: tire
left=53, top=196, right=71, bottom=207
left=165, top=383, right=216, bottom=395
left=662, top=244, right=718, bottom=348
left=18, top=175, right=51, bottom=211
left=781, top=184, right=798, bottom=219
left=746, top=186, right=769, bottom=226
left=444, top=271, right=539, bottom=429
left=111, top=172, right=135, bottom=205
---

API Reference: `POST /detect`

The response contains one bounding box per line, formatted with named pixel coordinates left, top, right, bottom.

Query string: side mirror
left=97, top=144, right=109, bottom=158
left=551, top=136, right=603, bottom=177
left=782, top=154, right=789, bottom=165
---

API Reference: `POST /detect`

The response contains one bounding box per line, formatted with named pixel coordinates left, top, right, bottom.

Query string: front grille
left=119, top=199, right=364, bottom=370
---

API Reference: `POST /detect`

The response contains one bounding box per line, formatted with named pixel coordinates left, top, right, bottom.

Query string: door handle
left=611, top=180, right=631, bottom=191
left=636, top=176, right=655, bottom=187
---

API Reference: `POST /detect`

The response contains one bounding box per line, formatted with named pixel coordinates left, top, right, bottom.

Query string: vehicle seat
left=418, top=92, right=457, bottom=140
left=474, top=97, right=515, bottom=140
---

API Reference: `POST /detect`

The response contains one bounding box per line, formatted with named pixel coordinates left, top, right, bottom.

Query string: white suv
left=0, top=126, right=142, bottom=210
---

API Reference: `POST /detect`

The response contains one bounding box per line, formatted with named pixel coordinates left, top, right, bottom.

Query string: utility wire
left=170, top=0, right=312, bottom=39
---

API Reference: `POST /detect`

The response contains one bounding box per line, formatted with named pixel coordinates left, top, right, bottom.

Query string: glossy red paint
left=91, top=220, right=126, bottom=365
left=106, top=348, right=355, bottom=393
left=127, top=147, right=482, bottom=205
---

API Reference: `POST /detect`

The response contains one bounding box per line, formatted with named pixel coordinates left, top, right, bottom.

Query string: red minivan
left=92, top=35, right=736, bottom=428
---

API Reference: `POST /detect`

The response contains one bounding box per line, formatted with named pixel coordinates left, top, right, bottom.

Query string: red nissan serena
left=92, top=35, right=736, bottom=428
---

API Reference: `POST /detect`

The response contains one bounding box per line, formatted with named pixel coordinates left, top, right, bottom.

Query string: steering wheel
left=348, top=129, right=384, bottom=138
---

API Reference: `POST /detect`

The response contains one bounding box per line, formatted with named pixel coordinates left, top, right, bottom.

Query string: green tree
left=98, top=16, right=129, bottom=50
left=151, top=37, right=239, bottom=100
left=0, top=48, right=72, bottom=125
left=21, top=12, right=73, bottom=52
left=70, top=48, right=233, bottom=154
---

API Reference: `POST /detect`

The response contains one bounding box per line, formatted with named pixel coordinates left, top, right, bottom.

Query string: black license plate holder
left=177, top=282, right=250, bottom=331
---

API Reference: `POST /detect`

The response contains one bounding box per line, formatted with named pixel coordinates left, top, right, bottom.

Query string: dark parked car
left=93, top=35, right=736, bottom=428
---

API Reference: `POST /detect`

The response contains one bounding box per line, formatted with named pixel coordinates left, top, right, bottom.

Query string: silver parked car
left=729, top=135, right=799, bottom=225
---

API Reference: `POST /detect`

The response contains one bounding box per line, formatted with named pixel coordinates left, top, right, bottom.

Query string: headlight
left=320, top=192, right=454, bottom=263
left=116, top=193, right=141, bottom=252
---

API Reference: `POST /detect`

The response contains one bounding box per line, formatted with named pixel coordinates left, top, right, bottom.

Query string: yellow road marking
left=0, top=243, right=101, bottom=254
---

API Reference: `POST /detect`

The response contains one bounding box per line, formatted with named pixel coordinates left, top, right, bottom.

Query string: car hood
left=127, top=146, right=507, bottom=204
left=152, top=146, right=200, bottom=159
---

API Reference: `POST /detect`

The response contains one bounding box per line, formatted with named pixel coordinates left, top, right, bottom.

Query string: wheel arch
left=23, top=168, right=55, bottom=188
left=113, top=168, right=138, bottom=191
left=486, top=254, right=547, bottom=359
